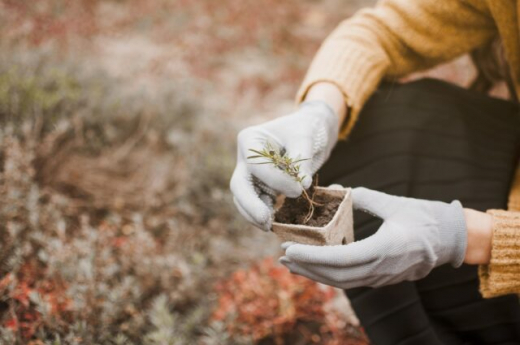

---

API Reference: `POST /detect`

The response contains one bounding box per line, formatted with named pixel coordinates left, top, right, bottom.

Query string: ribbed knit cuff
left=296, top=42, right=390, bottom=139
left=479, top=210, right=520, bottom=298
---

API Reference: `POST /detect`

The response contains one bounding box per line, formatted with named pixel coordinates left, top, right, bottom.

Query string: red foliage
left=1, top=0, right=99, bottom=46
left=0, top=0, right=316, bottom=88
left=1, top=263, right=72, bottom=341
left=212, top=258, right=368, bottom=344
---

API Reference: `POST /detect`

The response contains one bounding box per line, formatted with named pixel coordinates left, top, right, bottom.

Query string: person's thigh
left=416, top=264, right=520, bottom=344
left=347, top=284, right=447, bottom=345
left=345, top=213, right=449, bottom=345
left=319, top=79, right=520, bottom=345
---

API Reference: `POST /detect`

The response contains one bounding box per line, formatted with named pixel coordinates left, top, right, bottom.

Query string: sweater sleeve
left=479, top=210, right=520, bottom=298
left=296, top=0, right=497, bottom=138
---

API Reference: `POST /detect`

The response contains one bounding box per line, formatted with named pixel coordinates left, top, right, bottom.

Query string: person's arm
left=299, top=0, right=497, bottom=137
left=463, top=209, right=520, bottom=297
left=299, top=2, right=520, bottom=298
left=463, top=209, right=493, bottom=265
left=229, top=83, right=347, bottom=231
left=304, top=82, right=348, bottom=127
left=281, top=188, right=469, bottom=289
left=280, top=189, right=520, bottom=297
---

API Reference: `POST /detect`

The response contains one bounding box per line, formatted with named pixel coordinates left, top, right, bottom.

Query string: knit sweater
left=297, top=0, right=520, bottom=298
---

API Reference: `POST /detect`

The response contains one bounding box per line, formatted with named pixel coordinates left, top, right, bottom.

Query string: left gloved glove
left=280, top=187, right=467, bottom=289
left=230, top=101, right=339, bottom=231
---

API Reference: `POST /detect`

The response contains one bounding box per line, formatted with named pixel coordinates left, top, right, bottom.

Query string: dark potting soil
left=274, top=190, right=341, bottom=227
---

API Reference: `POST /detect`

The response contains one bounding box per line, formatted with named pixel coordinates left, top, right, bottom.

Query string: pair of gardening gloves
left=230, top=101, right=467, bottom=289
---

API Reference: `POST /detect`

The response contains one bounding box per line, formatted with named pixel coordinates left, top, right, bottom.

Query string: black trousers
left=319, top=79, right=520, bottom=345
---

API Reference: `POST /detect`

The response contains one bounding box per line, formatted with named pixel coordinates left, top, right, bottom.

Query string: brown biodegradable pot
left=272, top=187, right=353, bottom=246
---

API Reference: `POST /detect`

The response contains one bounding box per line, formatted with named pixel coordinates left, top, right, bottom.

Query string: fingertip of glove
left=234, top=197, right=272, bottom=232
left=352, top=187, right=370, bottom=198
left=260, top=220, right=272, bottom=232
left=281, top=241, right=297, bottom=250
left=284, top=185, right=303, bottom=198
left=351, top=187, right=380, bottom=211
left=301, top=175, right=312, bottom=190
left=256, top=212, right=272, bottom=232
left=278, top=256, right=291, bottom=266
left=285, top=243, right=304, bottom=259
left=251, top=219, right=270, bottom=232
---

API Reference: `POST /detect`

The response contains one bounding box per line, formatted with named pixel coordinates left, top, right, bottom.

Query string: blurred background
left=0, top=0, right=483, bottom=344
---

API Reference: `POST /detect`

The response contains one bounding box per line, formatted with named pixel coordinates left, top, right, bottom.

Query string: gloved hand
left=230, top=101, right=339, bottom=231
left=280, top=187, right=468, bottom=288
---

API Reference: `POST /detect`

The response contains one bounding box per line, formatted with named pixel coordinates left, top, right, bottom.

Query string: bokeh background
left=0, top=1, right=484, bottom=344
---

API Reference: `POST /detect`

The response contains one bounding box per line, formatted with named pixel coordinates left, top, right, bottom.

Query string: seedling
left=247, top=141, right=320, bottom=223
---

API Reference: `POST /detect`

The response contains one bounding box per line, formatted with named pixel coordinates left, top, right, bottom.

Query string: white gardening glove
left=230, top=101, right=339, bottom=231
left=280, top=187, right=468, bottom=288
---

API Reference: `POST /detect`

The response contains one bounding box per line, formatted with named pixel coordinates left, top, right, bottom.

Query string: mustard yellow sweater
left=297, top=0, right=520, bottom=298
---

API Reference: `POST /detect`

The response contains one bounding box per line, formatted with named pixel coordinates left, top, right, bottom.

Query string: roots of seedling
left=302, top=179, right=322, bottom=224
left=275, top=183, right=341, bottom=227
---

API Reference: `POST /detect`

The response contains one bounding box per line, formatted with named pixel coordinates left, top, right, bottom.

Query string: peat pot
left=272, top=186, right=353, bottom=246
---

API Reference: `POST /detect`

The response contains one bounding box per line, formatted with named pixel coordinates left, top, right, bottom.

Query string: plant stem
left=247, top=142, right=322, bottom=224
left=301, top=178, right=322, bottom=224
left=302, top=188, right=315, bottom=224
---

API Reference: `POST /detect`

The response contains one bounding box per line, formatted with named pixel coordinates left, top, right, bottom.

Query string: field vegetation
left=0, top=0, right=373, bottom=344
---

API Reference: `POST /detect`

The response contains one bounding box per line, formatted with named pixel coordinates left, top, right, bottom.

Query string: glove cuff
left=299, top=101, right=340, bottom=136
left=436, top=200, right=468, bottom=267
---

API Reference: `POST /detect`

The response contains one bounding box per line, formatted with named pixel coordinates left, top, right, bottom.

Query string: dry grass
left=0, top=50, right=249, bottom=344
left=0, top=0, right=383, bottom=344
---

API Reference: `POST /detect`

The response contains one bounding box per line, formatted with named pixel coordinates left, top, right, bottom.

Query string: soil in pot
left=274, top=187, right=341, bottom=227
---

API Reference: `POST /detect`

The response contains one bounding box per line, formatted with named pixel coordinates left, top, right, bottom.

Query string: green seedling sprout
left=247, top=141, right=320, bottom=224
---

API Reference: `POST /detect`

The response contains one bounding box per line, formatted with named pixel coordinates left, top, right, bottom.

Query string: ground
left=0, top=0, right=490, bottom=344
